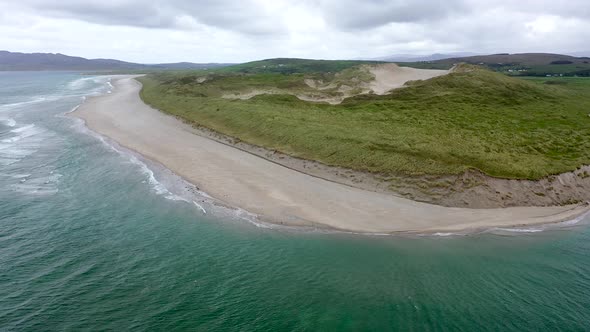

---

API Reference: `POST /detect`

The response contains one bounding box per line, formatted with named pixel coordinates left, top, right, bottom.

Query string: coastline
left=71, top=76, right=590, bottom=234
left=151, top=105, right=590, bottom=209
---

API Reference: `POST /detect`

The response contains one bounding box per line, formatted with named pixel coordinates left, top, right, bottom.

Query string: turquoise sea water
left=1, top=72, right=590, bottom=331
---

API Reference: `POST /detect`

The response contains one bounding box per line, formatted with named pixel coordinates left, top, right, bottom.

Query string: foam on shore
left=70, top=76, right=590, bottom=234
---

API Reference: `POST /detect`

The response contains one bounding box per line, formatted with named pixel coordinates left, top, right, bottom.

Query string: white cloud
left=0, top=0, right=589, bottom=62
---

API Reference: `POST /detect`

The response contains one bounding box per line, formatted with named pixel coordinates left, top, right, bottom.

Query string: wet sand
left=72, top=76, right=590, bottom=233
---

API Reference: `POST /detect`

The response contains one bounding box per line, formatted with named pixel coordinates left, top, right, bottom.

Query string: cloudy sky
left=1, top=0, right=589, bottom=63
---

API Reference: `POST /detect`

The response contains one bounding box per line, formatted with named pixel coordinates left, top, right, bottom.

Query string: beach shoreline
left=141, top=98, right=590, bottom=210
left=71, top=76, right=590, bottom=234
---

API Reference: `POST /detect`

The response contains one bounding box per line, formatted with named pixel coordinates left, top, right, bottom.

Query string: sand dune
left=223, top=63, right=449, bottom=104
left=369, top=63, right=449, bottom=94
left=72, top=76, right=590, bottom=234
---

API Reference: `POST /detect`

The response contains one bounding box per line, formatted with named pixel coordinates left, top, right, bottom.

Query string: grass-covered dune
left=216, top=58, right=384, bottom=74
left=138, top=62, right=590, bottom=181
left=400, top=53, right=590, bottom=77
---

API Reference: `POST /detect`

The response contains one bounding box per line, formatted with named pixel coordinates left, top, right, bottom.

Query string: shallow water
left=1, top=72, right=589, bottom=331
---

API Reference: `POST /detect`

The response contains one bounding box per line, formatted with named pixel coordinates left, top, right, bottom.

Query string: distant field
left=400, top=62, right=590, bottom=76
left=216, top=58, right=385, bottom=74
left=399, top=53, right=590, bottom=77
left=397, top=62, right=454, bottom=70
left=138, top=62, right=590, bottom=180
left=523, top=76, right=590, bottom=88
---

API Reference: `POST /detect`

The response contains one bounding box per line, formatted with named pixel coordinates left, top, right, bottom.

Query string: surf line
left=193, top=201, right=207, bottom=214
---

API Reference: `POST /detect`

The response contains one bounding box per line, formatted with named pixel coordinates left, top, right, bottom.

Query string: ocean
left=1, top=71, right=589, bottom=331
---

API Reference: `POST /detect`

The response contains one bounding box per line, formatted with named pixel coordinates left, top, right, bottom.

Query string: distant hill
left=399, top=53, right=590, bottom=76
left=218, top=58, right=385, bottom=74
left=140, top=61, right=590, bottom=203
left=369, top=52, right=479, bottom=62
left=435, top=53, right=589, bottom=66
left=565, top=51, right=590, bottom=57
left=0, top=51, right=231, bottom=71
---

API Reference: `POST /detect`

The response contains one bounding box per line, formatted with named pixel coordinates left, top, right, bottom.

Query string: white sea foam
left=69, top=85, right=276, bottom=230
left=73, top=114, right=432, bottom=235
left=11, top=173, right=31, bottom=179
left=233, top=208, right=270, bottom=228
left=558, top=209, right=590, bottom=227
left=0, top=173, right=30, bottom=178
left=432, top=232, right=457, bottom=237
left=67, top=77, right=96, bottom=90
left=99, top=134, right=263, bottom=225
left=66, top=105, right=81, bottom=114
left=67, top=77, right=112, bottom=97
left=0, top=123, right=49, bottom=165
left=0, top=146, right=36, bottom=158
left=10, top=124, right=36, bottom=134
left=127, top=154, right=169, bottom=195
left=164, top=194, right=209, bottom=216
left=2, top=124, right=44, bottom=143
left=165, top=194, right=189, bottom=202
left=0, top=118, right=16, bottom=127
left=11, top=173, right=62, bottom=196
left=85, top=130, right=178, bottom=199
left=11, top=184, right=59, bottom=195
left=492, top=208, right=590, bottom=233
left=0, top=97, right=47, bottom=110
left=493, top=227, right=544, bottom=233
left=192, top=201, right=207, bottom=214
left=560, top=218, right=581, bottom=227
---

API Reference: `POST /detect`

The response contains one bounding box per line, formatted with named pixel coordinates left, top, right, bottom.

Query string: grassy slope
left=216, top=58, right=384, bottom=74
left=400, top=53, right=590, bottom=77
left=138, top=65, right=590, bottom=180
left=156, top=66, right=374, bottom=101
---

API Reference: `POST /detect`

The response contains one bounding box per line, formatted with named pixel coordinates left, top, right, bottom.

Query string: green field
left=138, top=62, right=590, bottom=180
left=216, top=58, right=384, bottom=74
left=399, top=53, right=590, bottom=77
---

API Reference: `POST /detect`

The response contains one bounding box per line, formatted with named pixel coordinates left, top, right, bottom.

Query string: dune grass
left=216, top=58, right=384, bottom=74
left=400, top=54, right=590, bottom=77
left=138, top=66, right=590, bottom=180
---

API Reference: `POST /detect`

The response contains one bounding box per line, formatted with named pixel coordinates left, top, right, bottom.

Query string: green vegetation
left=149, top=64, right=376, bottom=104
left=216, top=58, right=384, bottom=74
left=400, top=53, right=590, bottom=77
left=523, top=76, right=590, bottom=90
left=138, top=62, right=590, bottom=180
left=397, top=62, right=454, bottom=70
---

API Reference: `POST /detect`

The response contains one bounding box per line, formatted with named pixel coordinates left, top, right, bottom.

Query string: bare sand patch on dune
left=72, top=77, right=590, bottom=234
left=369, top=63, right=450, bottom=95
left=222, top=63, right=450, bottom=104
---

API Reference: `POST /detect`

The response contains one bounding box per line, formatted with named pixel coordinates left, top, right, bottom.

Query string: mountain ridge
left=0, top=50, right=232, bottom=71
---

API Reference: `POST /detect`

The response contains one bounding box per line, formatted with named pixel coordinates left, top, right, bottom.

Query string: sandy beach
left=72, top=76, right=590, bottom=233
